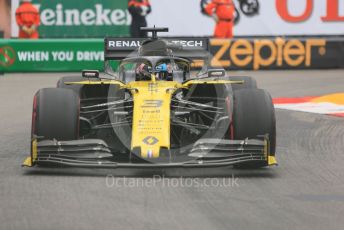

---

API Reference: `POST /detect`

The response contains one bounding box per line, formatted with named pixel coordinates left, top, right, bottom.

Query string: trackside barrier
left=209, top=37, right=344, bottom=70
left=0, top=39, right=104, bottom=72
left=1, top=37, right=344, bottom=72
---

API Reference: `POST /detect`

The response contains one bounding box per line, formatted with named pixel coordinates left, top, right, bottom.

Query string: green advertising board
left=32, top=0, right=130, bottom=38
left=0, top=39, right=106, bottom=72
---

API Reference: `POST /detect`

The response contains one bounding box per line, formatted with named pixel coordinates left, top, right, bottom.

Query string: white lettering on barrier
left=95, top=4, right=111, bottom=25
left=81, top=9, right=96, bottom=26
left=77, top=51, right=104, bottom=61
left=17, top=52, right=49, bottom=62
left=110, top=9, right=126, bottom=25
left=56, top=4, right=64, bottom=26
left=39, top=4, right=131, bottom=26
left=52, top=51, right=74, bottom=62
left=15, top=50, right=105, bottom=63
left=41, top=9, right=56, bottom=26
left=65, top=9, right=81, bottom=26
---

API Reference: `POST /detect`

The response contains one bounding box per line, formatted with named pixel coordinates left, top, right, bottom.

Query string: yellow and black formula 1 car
left=23, top=28, right=277, bottom=169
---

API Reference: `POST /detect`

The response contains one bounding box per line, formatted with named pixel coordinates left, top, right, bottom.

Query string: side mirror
left=82, top=70, right=99, bottom=78
left=208, top=69, right=226, bottom=78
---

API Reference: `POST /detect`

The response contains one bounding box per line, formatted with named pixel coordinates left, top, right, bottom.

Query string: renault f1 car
left=23, top=27, right=277, bottom=169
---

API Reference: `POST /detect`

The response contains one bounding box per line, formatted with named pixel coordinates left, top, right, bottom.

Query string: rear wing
left=104, top=37, right=210, bottom=60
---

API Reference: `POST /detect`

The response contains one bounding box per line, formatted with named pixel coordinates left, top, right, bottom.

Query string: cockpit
left=104, top=28, right=209, bottom=83
left=117, top=57, right=191, bottom=83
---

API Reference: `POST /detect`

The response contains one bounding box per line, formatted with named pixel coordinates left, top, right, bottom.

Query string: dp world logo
left=0, top=46, right=16, bottom=67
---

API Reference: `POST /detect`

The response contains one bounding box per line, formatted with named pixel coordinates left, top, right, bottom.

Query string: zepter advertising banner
left=11, top=0, right=131, bottom=38
left=148, top=0, right=344, bottom=36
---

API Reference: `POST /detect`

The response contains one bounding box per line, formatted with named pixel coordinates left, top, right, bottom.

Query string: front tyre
left=233, top=88, right=276, bottom=168
left=32, top=88, right=79, bottom=141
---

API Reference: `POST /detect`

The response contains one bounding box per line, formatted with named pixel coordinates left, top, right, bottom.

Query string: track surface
left=0, top=70, right=343, bottom=230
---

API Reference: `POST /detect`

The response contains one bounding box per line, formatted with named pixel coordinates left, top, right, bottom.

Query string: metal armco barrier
left=1, top=37, right=343, bottom=72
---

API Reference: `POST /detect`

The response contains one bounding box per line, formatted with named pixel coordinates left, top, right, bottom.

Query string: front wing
left=23, top=137, right=277, bottom=168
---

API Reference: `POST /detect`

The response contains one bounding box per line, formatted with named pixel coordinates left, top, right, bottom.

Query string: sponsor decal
left=141, top=100, right=163, bottom=108
left=16, top=51, right=104, bottom=62
left=167, top=40, right=204, bottom=48
left=28, top=0, right=130, bottom=38
left=143, top=136, right=159, bottom=146
left=148, top=83, right=159, bottom=93
left=147, top=150, right=154, bottom=158
left=107, top=39, right=206, bottom=50
left=108, top=40, right=141, bottom=49
left=37, top=4, right=131, bottom=26
left=210, top=38, right=326, bottom=70
left=0, top=40, right=106, bottom=72
left=273, top=93, right=344, bottom=117
left=0, top=46, right=16, bottom=67
left=276, top=0, right=344, bottom=23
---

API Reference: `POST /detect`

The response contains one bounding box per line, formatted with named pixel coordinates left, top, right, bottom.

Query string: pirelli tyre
left=32, top=88, right=79, bottom=141
left=228, top=76, right=257, bottom=91
left=233, top=88, right=276, bottom=168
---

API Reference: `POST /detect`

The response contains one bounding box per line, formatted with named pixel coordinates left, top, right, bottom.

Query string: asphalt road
left=0, top=70, right=343, bottom=230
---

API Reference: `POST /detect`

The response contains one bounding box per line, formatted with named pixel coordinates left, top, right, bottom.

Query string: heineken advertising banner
left=11, top=0, right=131, bottom=38
left=1, top=37, right=344, bottom=72
left=10, top=0, right=344, bottom=38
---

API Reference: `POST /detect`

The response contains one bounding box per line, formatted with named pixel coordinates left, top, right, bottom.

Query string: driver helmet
left=135, top=63, right=151, bottom=80
left=156, top=63, right=173, bottom=80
